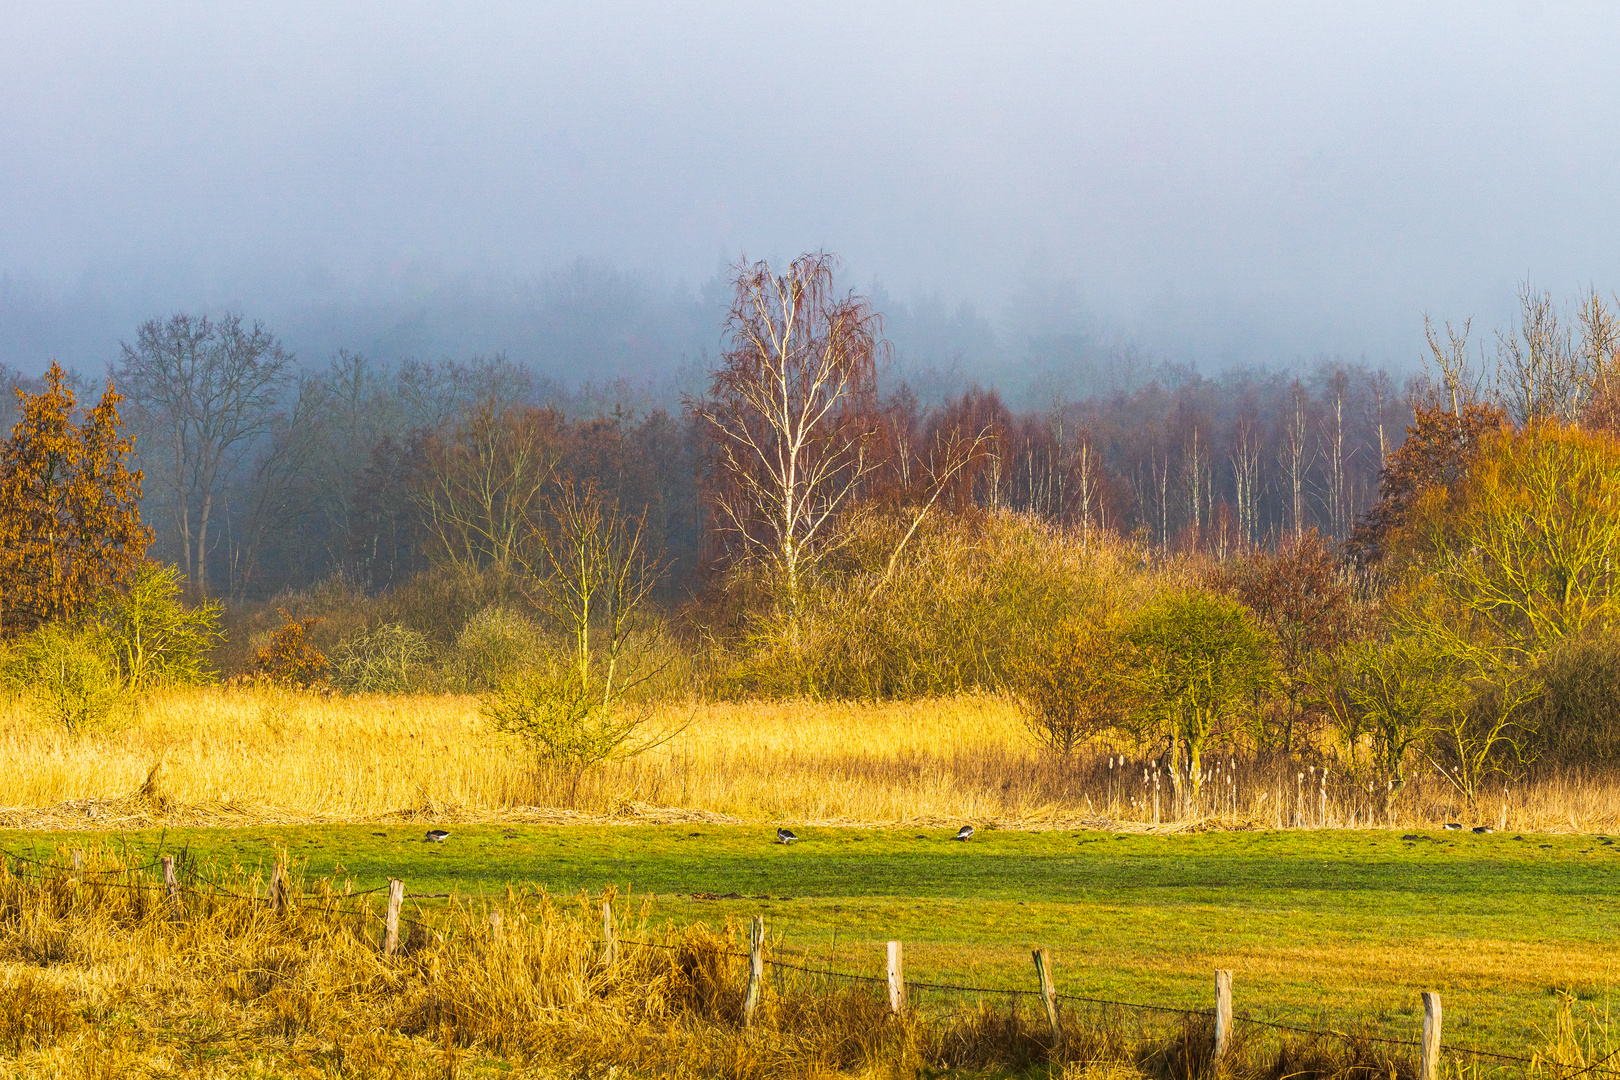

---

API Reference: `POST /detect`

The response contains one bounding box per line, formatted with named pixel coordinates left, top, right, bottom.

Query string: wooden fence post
left=269, top=861, right=286, bottom=916
left=384, top=879, right=403, bottom=956
left=600, top=899, right=618, bottom=966
left=1033, top=947, right=1061, bottom=1040
left=161, top=856, right=181, bottom=919
left=1214, top=969, right=1233, bottom=1064
left=744, top=915, right=765, bottom=1027
left=70, top=850, right=83, bottom=900
left=887, top=941, right=905, bottom=1015
left=1421, top=992, right=1442, bottom=1080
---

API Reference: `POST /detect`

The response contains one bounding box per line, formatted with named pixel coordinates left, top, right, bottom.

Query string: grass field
left=7, top=822, right=1616, bottom=1059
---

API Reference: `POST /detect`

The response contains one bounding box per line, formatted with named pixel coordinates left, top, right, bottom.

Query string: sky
left=2, top=2, right=1618, bottom=379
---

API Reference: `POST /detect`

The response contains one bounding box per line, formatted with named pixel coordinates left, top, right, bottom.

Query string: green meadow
left=7, top=823, right=1617, bottom=1056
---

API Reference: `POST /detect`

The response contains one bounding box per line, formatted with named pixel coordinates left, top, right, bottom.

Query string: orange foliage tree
left=0, top=362, right=151, bottom=636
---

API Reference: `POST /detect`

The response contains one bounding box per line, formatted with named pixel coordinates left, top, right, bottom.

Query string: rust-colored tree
left=1347, top=400, right=1505, bottom=569
left=696, top=252, right=884, bottom=633
left=251, top=611, right=328, bottom=687
left=1210, top=530, right=1360, bottom=754
left=0, top=362, right=151, bottom=636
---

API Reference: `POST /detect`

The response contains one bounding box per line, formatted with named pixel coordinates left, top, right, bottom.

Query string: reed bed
left=1, top=686, right=1619, bottom=833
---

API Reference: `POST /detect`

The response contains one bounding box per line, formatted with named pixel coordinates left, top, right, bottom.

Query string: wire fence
left=1, top=846, right=1608, bottom=1076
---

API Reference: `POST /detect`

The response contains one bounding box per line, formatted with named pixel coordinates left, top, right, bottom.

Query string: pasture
left=6, top=822, right=1616, bottom=1057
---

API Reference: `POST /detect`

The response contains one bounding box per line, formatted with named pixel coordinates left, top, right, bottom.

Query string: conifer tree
left=0, top=362, right=151, bottom=635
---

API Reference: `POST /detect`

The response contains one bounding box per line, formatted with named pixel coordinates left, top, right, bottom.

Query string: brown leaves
left=0, top=362, right=151, bottom=636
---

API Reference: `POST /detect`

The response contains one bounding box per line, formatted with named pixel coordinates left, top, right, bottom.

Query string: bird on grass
left=1472, top=825, right=1493, bottom=834
left=776, top=828, right=798, bottom=845
left=1443, top=822, right=1463, bottom=831
left=425, top=830, right=450, bottom=843
left=955, top=825, right=974, bottom=842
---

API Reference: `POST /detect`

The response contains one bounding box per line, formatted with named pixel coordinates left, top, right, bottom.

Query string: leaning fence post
left=161, top=856, right=182, bottom=919
left=1421, top=992, right=1442, bottom=1080
left=744, top=915, right=765, bottom=1027
left=1033, top=947, right=1061, bottom=1040
left=887, top=941, right=905, bottom=1015
left=600, top=899, right=618, bottom=966
left=269, top=860, right=287, bottom=916
left=384, top=879, right=404, bottom=956
left=1214, top=969, right=1233, bottom=1063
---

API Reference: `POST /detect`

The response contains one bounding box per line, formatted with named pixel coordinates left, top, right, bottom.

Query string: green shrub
left=96, top=564, right=222, bottom=691
left=0, top=623, right=125, bottom=731
left=330, top=623, right=433, bottom=694
left=1523, top=629, right=1620, bottom=767
left=482, top=664, right=654, bottom=767
left=453, top=606, right=546, bottom=691
left=715, top=509, right=1146, bottom=699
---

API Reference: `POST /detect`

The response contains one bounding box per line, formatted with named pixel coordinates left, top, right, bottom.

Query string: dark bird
left=1443, top=823, right=1463, bottom=830
left=955, top=825, right=974, bottom=842
left=425, top=830, right=450, bottom=843
left=776, top=828, right=798, bottom=845
left=1472, top=825, right=1493, bottom=834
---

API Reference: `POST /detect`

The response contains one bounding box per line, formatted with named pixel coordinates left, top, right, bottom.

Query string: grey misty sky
left=2, top=2, right=1618, bottom=367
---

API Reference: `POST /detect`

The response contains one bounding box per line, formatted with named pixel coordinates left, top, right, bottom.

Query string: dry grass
left=2, top=686, right=1620, bottom=832
left=0, top=849, right=1463, bottom=1078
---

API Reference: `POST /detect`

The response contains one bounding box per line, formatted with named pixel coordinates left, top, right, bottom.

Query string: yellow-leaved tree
left=0, top=362, right=151, bottom=636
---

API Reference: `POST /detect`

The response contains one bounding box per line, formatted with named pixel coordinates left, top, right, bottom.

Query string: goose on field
left=955, top=825, right=974, bottom=842
left=425, top=829, right=450, bottom=843
left=776, top=828, right=798, bottom=845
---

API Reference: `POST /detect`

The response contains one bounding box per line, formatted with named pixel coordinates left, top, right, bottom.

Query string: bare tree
left=1496, top=283, right=1582, bottom=425
left=1318, top=368, right=1350, bottom=540
left=1276, top=382, right=1315, bottom=543
left=420, top=399, right=564, bottom=576
left=118, top=313, right=291, bottom=599
left=1229, top=415, right=1261, bottom=549
left=1421, top=315, right=1484, bottom=416
left=697, top=252, right=883, bottom=634
left=1181, top=423, right=1205, bottom=549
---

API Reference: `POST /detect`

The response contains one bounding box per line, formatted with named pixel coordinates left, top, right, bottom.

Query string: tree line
left=2, top=256, right=1618, bottom=797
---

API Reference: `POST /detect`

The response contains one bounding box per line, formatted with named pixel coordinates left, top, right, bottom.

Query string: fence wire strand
left=3, top=853, right=1607, bottom=1074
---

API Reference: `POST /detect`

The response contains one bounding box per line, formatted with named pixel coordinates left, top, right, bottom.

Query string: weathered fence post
left=744, top=915, right=765, bottom=1027
left=161, top=856, right=182, bottom=919
left=384, top=879, right=404, bottom=956
left=1033, top=947, right=1061, bottom=1040
left=70, top=850, right=83, bottom=901
left=1214, top=969, right=1233, bottom=1064
left=600, top=899, right=619, bottom=966
left=269, top=861, right=287, bottom=916
left=887, top=940, right=905, bottom=1015
left=1421, top=992, right=1442, bottom=1080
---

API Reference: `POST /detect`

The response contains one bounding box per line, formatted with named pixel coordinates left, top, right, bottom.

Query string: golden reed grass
left=0, top=686, right=1617, bottom=833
